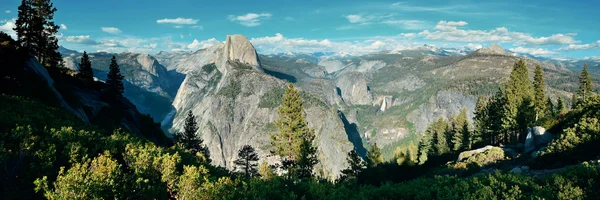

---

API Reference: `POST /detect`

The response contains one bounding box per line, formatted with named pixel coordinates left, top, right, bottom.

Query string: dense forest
left=1, top=0, right=600, bottom=199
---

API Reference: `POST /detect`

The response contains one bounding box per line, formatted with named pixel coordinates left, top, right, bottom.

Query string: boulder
left=533, top=126, right=554, bottom=146
left=457, top=145, right=494, bottom=161
left=524, top=128, right=536, bottom=153
left=509, top=167, right=523, bottom=174
left=502, top=148, right=519, bottom=158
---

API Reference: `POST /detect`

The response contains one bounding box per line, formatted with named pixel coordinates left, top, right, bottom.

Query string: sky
left=0, top=0, right=599, bottom=59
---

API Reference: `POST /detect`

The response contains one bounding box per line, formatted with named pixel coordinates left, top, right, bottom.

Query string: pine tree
left=340, top=150, right=365, bottom=180
left=557, top=97, right=567, bottom=115
left=270, top=83, right=317, bottom=178
left=473, top=95, right=488, bottom=146
left=78, top=51, right=93, bottom=83
left=406, top=141, right=418, bottom=164
left=233, top=145, right=259, bottom=180
left=366, top=143, right=383, bottom=168
left=106, top=56, right=124, bottom=98
left=416, top=134, right=430, bottom=164
left=295, top=136, right=318, bottom=179
left=14, top=0, right=61, bottom=67
left=429, top=118, right=449, bottom=156
left=576, top=64, right=594, bottom=107
left=258, top=162, right=275, bottom=180
left=450, top=109, right=469, bottom=152
left=174, top=110, right=210, bottom=161
left=546, top=97, right=555, bottom=117
left=506, top=60, right=534, bottom=143
left=533, top=65, right=546, bottom=121
left=489, top=87, right=510, bottom=145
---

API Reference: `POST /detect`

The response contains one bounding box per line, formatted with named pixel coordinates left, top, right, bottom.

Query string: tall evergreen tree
left=506, top=60, right=534, bottom=143
left=546, top=97, right=555, bottom=117
left=106, top=56, right=124, bottom=98
left=533, top=65, right=546, bottom=121
left=429, top=118, right=449, bottom=156
left=14, top=0, right=61, bottom=67
left=473, top=95, right=488, bottom=147
left=234, top=145, right=259, bottom=180
left=78, top=51, right=93, bottom=83
left=450, top=109, right=469, bottom=152
left=575, top=64, right=594, bottom=107
left=366, top=143, right=383, bottom=168
left=557, top=97, right=567, bottom=115
left=340, top=150, right=365, bottom=181
left=270, top=83, right=317, bottom=178
left=416, top=134, right=430, bottom=164
left=174, top=110, right=210, bottom=161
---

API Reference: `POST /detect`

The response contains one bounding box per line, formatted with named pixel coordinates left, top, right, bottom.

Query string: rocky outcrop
left=24, top=58, right=89, bottom=123
left=471, top=44, right=510, bottom=56
left=525, top=126, right=554, bottom=153
left=336, top=72, right=373, bottom=105
left=169, top=35, right=352, bottom=179
left=407, top=90, right=477, bottom=133
left=457, top=145, right=494, bottom=161
left=223, top=34, right=263, bottom=72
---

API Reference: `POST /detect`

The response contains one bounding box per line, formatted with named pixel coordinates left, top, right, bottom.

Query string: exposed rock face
left=25, top=58, right=89, bottom=123
left=318, top=59, right=347, bottom=73
left=457, top=145, right=494, bottom=161
left=168, top=35, right=351, bottom=179
left=525, top=126, right=554, bottom=153
left=407, top=90, right=477, bottom=132
left=472, top=44, right=510, bottom=56
left=224, top=34, right=262, bottom=72
left=62, top=52, right=184, bottom=121
left=336, top=72, right=373, bottom=105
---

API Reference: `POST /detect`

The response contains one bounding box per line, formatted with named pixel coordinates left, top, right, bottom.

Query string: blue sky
left=1, top=0, right=599, bottom=59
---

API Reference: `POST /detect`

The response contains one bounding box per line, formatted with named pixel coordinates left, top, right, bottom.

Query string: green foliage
left=202, top=63, right=217, bottom=74
left=258, top=87, right=286, bottom=109
left=77, top=51, right=93, bottom=83
left=575, top=64, right=594, bottom=107
left=106, top=56, right=124, bottom=98
left=453, top=147, right=505, bottom=170
left=271, top=83, right=318, bottom=178
left=533, top=65, right=547, bottom=120
left=340, top=150, right=366, bottom=181
left=217, top=80, right=241, bottom=99
left=173, top=110, right=210, bottom=160
left=367, top=143, right=384, bottom=167
left=233, top=145, right=260, bottom=180
left=14, top=0, right=61, bottom=67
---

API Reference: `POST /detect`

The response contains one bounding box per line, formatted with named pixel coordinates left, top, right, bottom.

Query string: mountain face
left=59, top=38, right=598, bottom=179
left=164, top=35, right=353, bottom=179
left=258, top=44, right=597, bottom=159
left=61, top=51, right=184, bottom=122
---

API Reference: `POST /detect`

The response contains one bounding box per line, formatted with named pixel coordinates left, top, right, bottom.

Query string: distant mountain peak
left=471, top=43, right=510, bottom=56
left=224, top=34, right=263, bottom=71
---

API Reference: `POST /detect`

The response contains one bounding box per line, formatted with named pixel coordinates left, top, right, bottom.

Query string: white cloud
left=583, top=56, right=600, bottom=61
left=284, top=16, right=295, bottom=21
left=345, top=15, right=363, bottom=23
left=156, top=18, right=198, bottom=25
left=191, top=25, right=204, bottom=30
left=228, top=13, right=271, bottom=27
left=60, top=24, right=67, bottom=30
left=402, top=20, right=578, bottom=46
left=509, top=46, right=557, bottom=56
left=558, top=40, right=600, bottom=50
left=180, top=34, right=184, bottom=39
left=250, top=33, right=411, bottom=55
left=64, top=35, right=99, bottom=45
left=187, top=38, right=220, bottom=50
left=465, top=43, right=482, bottom=50
left=101, top=27, right=121, bottom=34
left=0, top=19, right=16, bottom=37
left=174, top=26, right=183, bottom=29
left=382, top=20, right=428, bottom=30
left=5, top=10, right=11, bottom=14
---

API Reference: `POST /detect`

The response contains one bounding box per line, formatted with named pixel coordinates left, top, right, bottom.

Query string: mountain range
left=58, top=35, right=600, bottom=179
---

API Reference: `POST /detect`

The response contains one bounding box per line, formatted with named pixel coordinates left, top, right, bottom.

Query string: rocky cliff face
left=62, top=52, right=184, bottom=121
left=167, top=35, right=352, bottom=179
